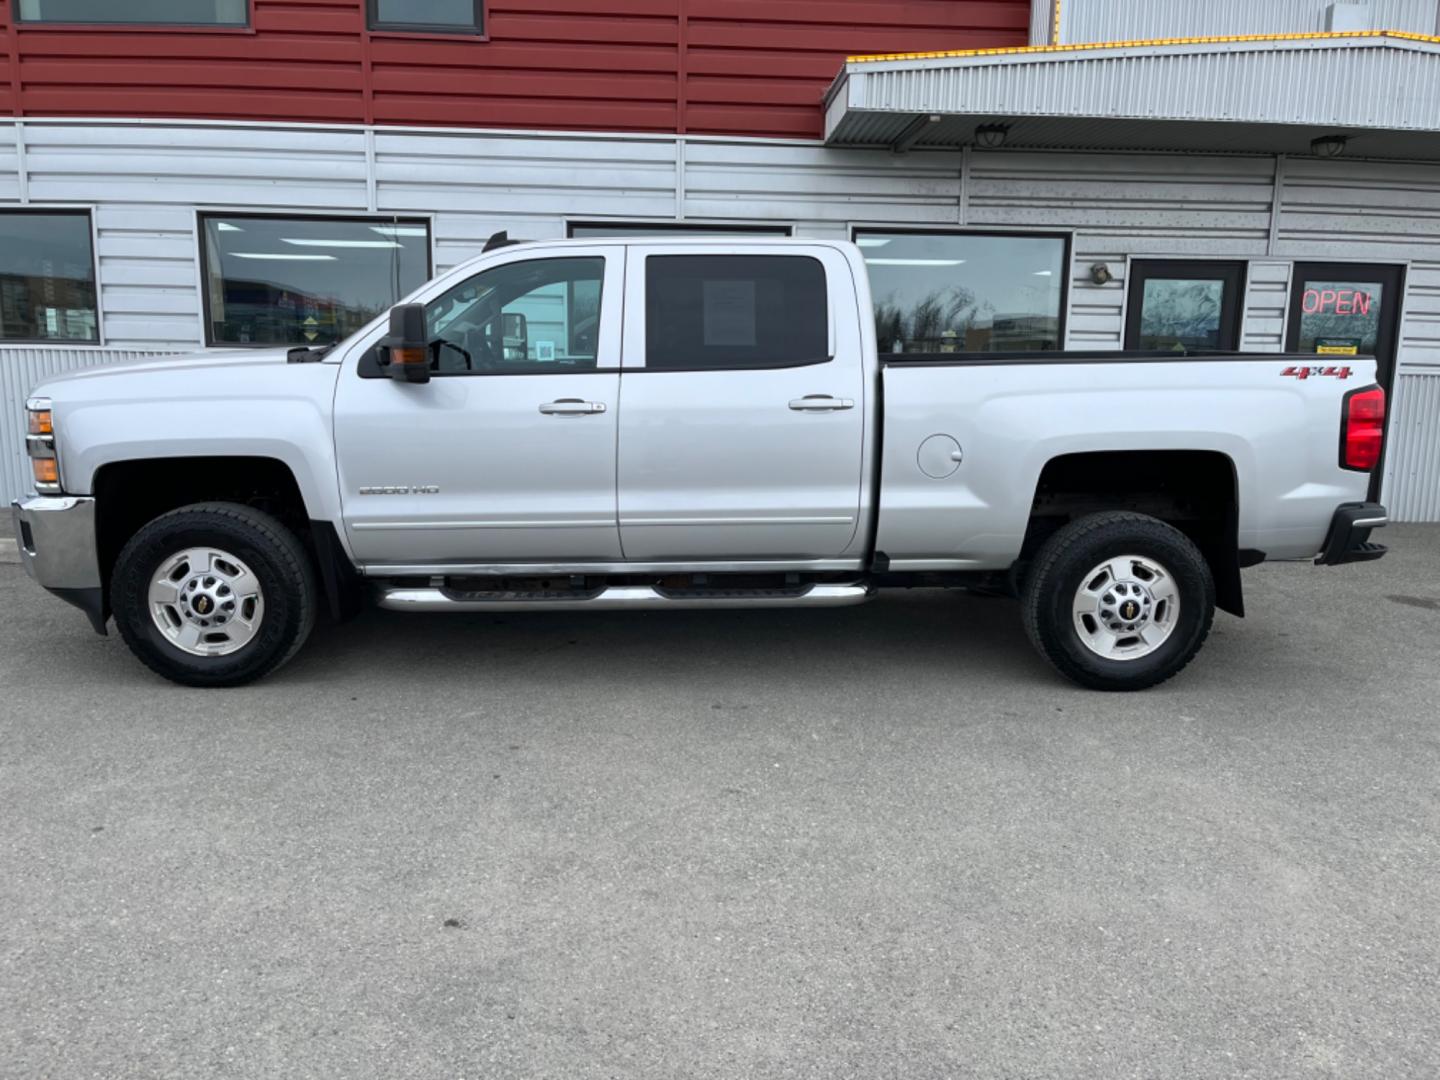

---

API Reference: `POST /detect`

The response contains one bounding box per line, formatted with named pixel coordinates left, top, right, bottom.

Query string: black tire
left=1021, top=511, right=1215, bottom=692
left=110, top=502, right=317, bottom=687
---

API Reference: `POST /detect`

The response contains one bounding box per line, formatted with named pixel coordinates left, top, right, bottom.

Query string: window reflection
left=859, top=232, right=1066, bottom=353
left=1138, top=278, right=1226, bottom=350
left=202, top=216, right=430, bottom=347
left=18, top=0, right=247, bottom=24
left=0, top=211, right=98, bottom=343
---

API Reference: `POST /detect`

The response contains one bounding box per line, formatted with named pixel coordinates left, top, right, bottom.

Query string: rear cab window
left=640, top=254, right=831, bottom=370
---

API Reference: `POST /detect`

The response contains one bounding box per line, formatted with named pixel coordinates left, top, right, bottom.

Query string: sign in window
left=1295, top=281, right=1383, bottom=357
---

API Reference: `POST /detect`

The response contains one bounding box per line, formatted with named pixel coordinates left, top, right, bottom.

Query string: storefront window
left=0, top=211, right=99, bottom=343
left=569, top=223, right=791, bottom=238
left=1294, top=280, right=1384, bottom=356
left=1125, top=260, right=1246, bottom=351
left=368, top=0, right=483, bottom=33
left=18, top=0, right=248, bottom=24
left=201, top=215, right=431, bottom=347
left=857, top=231, right=1067, bottom=353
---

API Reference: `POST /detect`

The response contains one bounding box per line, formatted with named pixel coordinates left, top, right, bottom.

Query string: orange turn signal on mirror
left=32, top=458, right=59, bottom=486
left=391, top=346, right=428, bottom=366
left=27, top=410, right=53, bottom=436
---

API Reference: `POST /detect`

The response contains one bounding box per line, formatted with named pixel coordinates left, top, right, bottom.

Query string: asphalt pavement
left=2, top=527, right=1438, bottom=1079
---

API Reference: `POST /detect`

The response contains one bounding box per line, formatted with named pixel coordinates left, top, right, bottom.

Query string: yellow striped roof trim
left=847, top=29, right=1440, bottom=65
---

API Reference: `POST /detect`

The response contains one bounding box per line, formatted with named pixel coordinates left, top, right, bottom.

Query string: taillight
left=1341, top=386, right=1385, bottom=471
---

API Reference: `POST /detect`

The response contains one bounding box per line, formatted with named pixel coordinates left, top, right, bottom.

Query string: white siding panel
left=683, top=141, right=964, bottom=223
left=1278, top=157, right=1440, bottom=261
left=23, top=125, right=368, bottom=210
left=1067, top=250, right=1126, bottom=347
left=1242, top=261, right=1293, bottom=351
left=375, top=131, right=677, bottom=269
left=1064, top=0, right=1438, bottom=43
left=1384, top=373, right=1440, bottom=520
left=92, top=202, right=204, bottom=351
left=0, top=126, right=18, bottom=203
left=1, top=348, right=177, bottom=505
left=968, top=152, right=1274, bottom=254
left=1400, top=260, right=1440, bottom=373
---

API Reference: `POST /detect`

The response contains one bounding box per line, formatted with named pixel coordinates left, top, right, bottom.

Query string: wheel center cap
left=194, top=594, right=213, bottom=616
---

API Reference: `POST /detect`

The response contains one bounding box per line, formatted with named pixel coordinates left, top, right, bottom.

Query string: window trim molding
left=568, top=220, right=794, bottom=239
left=1123, top=258, right=1248, bottom=352
left=13, top=0, right=253, bottom=30
left=196, top=210, right=435, bottom=350
left=366, top=0, right=486, bottom=37
left=0, top=205, right=103, bottom=348
left=851, top=225, right=1073, bottom=355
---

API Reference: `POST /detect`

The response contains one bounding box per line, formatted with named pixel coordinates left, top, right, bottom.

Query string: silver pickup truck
left=12, top=237, right=1389, bottom=690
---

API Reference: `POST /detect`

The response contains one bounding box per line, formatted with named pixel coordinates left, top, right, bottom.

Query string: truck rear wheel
left=110, top=502, right=317, bottom=687
left=1021, top=512, right=1215, bottom=691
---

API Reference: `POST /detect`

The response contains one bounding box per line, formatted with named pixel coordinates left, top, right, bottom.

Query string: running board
left=375, top=582, right=874, bottom=613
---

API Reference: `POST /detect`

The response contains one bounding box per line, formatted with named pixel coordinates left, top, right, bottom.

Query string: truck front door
left=616, top=246, right=867, bottom=561
left=333, top=248, right=625, bottom=567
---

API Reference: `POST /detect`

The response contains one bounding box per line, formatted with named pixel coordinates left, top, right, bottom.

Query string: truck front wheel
left=110, top=502, right=317, bottom=687
left=1021, top=512, right=1215, bottom=691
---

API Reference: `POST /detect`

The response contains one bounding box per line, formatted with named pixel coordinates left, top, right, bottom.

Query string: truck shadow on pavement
left=280, top=589, right=1112, bottom=695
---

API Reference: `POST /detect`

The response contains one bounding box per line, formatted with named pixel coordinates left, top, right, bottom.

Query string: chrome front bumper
left=10, top=496, right=106, bottom=632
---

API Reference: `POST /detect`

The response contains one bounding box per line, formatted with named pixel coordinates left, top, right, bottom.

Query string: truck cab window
left=645, top=255, right=828, bottom=370
left=421, top=257, right=605, bottom=374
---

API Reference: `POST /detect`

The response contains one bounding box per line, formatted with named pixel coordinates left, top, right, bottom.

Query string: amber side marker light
left=26, top=409, right=53, bottom=436
left=32, top=458, right=59, bottom=487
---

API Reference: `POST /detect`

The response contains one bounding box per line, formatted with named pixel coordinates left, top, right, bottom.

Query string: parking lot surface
left=2, top=527, right=1438, bottom=1079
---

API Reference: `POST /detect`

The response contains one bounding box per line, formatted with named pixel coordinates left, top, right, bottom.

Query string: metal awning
left=824, top=32, right=1440, bottom=160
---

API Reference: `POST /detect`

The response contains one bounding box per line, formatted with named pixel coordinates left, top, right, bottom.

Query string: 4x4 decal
left=1282, top=365, right=1353, bottom=380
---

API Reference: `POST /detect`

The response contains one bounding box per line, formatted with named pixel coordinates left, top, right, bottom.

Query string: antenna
left=482, top=230, right=526, bottom=253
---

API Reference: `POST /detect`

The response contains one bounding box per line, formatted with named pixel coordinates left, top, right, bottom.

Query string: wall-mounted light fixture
left=1311, top=134, right=1349, bottom=157
left=974, top=123, right=1011, bottom=150
left=1089, top=262, right=1113, bottom=285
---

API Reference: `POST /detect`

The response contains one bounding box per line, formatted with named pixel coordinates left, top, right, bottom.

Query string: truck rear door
left=616, top=245, right=867, bottom=561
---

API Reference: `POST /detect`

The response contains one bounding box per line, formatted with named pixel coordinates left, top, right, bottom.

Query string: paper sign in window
left=703, top=280, right=757, bottom=348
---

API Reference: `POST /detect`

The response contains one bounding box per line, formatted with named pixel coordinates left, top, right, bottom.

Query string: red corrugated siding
left=0, top=0, right=1029, bottom=138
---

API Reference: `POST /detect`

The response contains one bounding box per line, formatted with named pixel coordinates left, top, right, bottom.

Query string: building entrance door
left=1286, top=263, right=1404, bottom=501
left=1285, top=263, right=1404, bottom=391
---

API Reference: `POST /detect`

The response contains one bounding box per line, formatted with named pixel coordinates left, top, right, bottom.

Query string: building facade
left=2, top=0, right=1439, bottom=520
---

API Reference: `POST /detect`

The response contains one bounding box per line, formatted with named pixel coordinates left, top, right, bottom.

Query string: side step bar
left=376, top=582, right=874, bottom=613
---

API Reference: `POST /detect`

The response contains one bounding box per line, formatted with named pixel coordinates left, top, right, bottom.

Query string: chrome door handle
left=539, top=399, right=607, bottom=416
left=789, top=396, right=855, bottom=412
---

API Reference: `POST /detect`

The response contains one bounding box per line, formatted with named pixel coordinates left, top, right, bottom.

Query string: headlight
left=25, top=397, right=61, bottom=495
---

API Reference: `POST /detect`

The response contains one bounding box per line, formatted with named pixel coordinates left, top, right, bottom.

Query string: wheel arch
left=91, top=456, right=361, bottom=624
left=1021, top=449, right=1245, bottom=617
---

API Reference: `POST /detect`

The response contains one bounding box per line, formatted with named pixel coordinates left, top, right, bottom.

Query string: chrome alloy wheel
left=1071, top=554, right=1180, bottom=661
left=147, top=547, right=265, bottom=657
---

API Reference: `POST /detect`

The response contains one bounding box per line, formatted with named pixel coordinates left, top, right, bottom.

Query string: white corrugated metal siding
left=839, top=37, right=1440, bottom=135
left=2, top=348, right=174, bottom=508
left=1242, top=262, right=1294, bottom=351
left=0, top=126, right=18, bottom=202
left=1385, top=374, right=1440, bottom=519
left=1063, top=0, right=1438, bottom=43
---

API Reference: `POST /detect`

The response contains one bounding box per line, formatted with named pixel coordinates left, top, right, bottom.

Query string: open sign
left=1302, top=287, right=1374, bottom=317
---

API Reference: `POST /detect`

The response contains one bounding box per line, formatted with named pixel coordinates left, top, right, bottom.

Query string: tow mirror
left=382, top=303, right=431, bottom=384
left=502, top=312, right=529, bottom=362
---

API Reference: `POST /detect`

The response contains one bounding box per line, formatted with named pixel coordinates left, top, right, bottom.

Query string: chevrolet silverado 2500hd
left=12, top=237, right=1389, bottom=690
